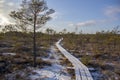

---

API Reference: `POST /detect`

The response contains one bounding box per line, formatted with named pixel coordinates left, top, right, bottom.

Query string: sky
left=0, top=0, right=120, bottom=33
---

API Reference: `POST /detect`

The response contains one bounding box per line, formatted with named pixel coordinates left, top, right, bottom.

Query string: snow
left=88, top=67, right=105, bottom=80
left=30, top=64, right=71, bottom=80
left=5, top=45, right=72, bottom=80
left=1, top=53, right=16, bottom=56
left=89, top=67, right=96, bottom=72
left=90, top=70, right=103, bottom=80
left=4, top=44, right=104, bottom=80
left=29, top=46, right=71, bottom=80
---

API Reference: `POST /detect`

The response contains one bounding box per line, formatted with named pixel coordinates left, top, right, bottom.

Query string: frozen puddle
left=30, top=64, right=71, bottom=80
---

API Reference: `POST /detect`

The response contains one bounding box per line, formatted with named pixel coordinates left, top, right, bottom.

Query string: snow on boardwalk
left=56, top=39, right=93, bottom=80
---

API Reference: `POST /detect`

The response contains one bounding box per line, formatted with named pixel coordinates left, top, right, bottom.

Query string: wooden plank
left=56, top=39, right=93, bottom=80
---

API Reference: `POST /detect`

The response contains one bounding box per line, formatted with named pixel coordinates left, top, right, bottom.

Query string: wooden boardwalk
left=56, top=39, right=93, bottom=80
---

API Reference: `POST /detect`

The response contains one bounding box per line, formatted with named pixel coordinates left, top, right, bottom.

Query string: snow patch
left=29, top=66, right=71, bottom=80
left=1, top=53, right=16, bottom=56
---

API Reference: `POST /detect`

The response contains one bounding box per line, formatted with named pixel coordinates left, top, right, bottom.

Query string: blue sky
left=45, top=0, right=120, bottom=33
left=0, top=0, right=120, bottom=33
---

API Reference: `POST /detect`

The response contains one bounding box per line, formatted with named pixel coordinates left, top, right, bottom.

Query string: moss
left=67, top=68, right=75, bottom=79
left=81, top=55, right=92, bottom=66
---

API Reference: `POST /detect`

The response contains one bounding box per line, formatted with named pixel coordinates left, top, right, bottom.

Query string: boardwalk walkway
left=56, top=39, right=93, bottom=80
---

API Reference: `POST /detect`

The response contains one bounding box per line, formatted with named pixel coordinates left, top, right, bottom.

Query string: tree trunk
left=33, top=14, right=37, bottom=67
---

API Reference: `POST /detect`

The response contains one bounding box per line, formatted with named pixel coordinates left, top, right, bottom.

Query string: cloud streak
left=76, top=20, right=97, bottom=27
left=68, top=20, right=97, bottom=27
left=104, top=6, right=120, bottom=19
left=69, top=6, right=120, bottom=27
left=68, top=19, right=112, bottom=27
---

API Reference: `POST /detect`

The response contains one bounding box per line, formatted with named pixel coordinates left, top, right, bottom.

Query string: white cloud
left=68, top=20, right=97, bottom=27
left=0, top=0, right=20, bottom=25
left=0, top=14, right=12, bottom=25
left=0, top=0, right=4, bottom=9
left=68, top=6, right=120, bottom=28
left=49, top=12, right=62, bottom=20
left=104, top=6, right=120, bottom=18
left=7, top=2, right=14, bottom=6
left=68, top=19, right=112, bottom=27
left=76, top=20, right=97, bottom=27
left=0, top=0, right=4, bottom=3
left=68, top=23, right=74, bottom=27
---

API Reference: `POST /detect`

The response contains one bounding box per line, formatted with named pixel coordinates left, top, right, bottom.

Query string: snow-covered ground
left=29, top=64, right=71, bottom=80
left=29, top=46, right=71, bottom=80
left=5, top=46, right=71, bottom=80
